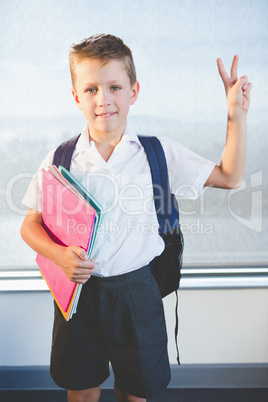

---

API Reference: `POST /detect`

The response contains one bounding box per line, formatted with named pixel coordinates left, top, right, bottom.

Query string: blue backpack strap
left=52, top=134, right=81, bottom=169
left=138, top=135, right=167, bottom=234
left=148, top=136, right=180, bottom=232
left=138, top=135, right=178, bottom=234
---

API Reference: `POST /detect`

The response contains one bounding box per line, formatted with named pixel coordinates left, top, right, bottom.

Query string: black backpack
left=53, top=133, right=184, bottom=363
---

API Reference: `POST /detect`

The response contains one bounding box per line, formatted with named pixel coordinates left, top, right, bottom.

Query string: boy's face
left=72, top=58, right=139, bottom=139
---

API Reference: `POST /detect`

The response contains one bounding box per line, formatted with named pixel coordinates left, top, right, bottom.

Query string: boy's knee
left=68, top=386, right=101, bottom=402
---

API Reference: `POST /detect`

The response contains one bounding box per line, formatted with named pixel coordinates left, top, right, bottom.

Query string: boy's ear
left=130, top=81, right=140, bottom=105
left=72, top=87, right=82, bottom=110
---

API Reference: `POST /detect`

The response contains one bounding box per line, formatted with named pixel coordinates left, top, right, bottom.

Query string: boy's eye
left=87, top=88, right=97, bottom=93
left=111, top=86, right=120, bottom=91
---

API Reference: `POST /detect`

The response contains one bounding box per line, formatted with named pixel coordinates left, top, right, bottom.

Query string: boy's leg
left=50, top=279, right=110, bottom=391
left=68, top=387, right=101, bottom=402
left=99, top=266, right=171, bottom=400
left=114, top=382, right=146, bottom=402
left=67, top=382, right=145, bottom=402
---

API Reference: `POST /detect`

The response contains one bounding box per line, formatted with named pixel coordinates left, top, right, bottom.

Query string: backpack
left=53, top=133, right=184, bottom=364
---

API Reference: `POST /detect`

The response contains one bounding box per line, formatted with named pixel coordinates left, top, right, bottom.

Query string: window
left=1, top=0, right=267, bottom=288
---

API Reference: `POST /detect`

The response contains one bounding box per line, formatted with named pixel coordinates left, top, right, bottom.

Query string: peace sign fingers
left=230, top=54, right=239, bottom=83
left=217, top=55, right=239, bottom=92
left=217, top=55, right=252, bottom=114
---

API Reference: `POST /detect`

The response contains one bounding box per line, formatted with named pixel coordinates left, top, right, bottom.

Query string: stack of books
left=36, top=165, right=101, bottom=321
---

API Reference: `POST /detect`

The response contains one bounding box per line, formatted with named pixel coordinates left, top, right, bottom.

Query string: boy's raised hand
left=217, top=55, right=252, bottom=116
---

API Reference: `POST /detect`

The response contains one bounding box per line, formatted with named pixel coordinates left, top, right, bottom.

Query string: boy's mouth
left=96, top=112, right=117, bottom=118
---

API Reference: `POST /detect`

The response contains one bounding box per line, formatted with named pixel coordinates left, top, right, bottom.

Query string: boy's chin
left=92, top=118, right=126, bottom=132
left=88, top=122, right=124, bottom=136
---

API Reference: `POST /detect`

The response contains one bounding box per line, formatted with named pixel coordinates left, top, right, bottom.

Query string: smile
left=96, top=112, right=117, bottom=118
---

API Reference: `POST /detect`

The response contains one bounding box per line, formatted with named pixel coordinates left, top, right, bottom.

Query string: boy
left=20, top=33, right=252, bottom=402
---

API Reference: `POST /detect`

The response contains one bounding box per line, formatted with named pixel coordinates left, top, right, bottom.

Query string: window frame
left=1, top=264, right=268, bottom=292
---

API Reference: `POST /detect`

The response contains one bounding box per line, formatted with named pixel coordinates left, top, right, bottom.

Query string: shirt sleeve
left=21, top=149, right=55, bottom=212
left=159, top=137, right=216, bottom=200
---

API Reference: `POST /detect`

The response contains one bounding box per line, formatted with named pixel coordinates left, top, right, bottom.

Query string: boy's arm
left=20, top=208, right=94, bottom=284
left=205, top=55, right=252, bottom=189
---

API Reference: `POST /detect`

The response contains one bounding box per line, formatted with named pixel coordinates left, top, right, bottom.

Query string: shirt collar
left=74, top=118, right=141, bottom=156
left=120, top=119, right=141, bottom=145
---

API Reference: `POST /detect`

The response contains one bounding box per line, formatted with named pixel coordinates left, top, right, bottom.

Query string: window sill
left=181, top=264, right=268, bottom=289
left=0, top=265, right=268, bottom=291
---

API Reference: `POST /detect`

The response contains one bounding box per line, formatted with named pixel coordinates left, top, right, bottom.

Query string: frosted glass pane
left=1, top=0, right=267, bottom=269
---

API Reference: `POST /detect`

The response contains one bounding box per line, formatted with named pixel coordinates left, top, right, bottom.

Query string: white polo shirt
left=22, top=120, right=215, bottom=277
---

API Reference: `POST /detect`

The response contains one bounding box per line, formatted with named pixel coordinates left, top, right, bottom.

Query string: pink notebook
left=36, top=167, right=96, bottom=316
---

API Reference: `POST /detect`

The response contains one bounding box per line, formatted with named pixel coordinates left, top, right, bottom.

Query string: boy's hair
left=69, top=33, right=137, bottom=87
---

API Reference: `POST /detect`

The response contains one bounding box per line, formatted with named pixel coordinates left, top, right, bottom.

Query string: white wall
left=1, top=288, right=268, bottom=366
left=165, top=288, right=268, bottom=364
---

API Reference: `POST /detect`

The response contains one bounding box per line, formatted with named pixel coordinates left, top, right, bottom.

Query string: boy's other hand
left=217, top=55, right=252, bottom=117
left=54, top=245, right=95, bottom=284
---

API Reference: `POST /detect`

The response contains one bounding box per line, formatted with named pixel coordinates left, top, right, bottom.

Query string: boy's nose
left=96, top=89, right=111, bottom=107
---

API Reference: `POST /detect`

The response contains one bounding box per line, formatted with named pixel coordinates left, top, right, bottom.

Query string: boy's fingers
left=243, top=82, right=252, bottom=100
left=71, top=246, right=88, bottom=260
left=217, top=58, right=233, bottom=91
left=217, top=58, right=229, bottom=84
left=69, top=246, right=95, bottom=268
left=234, top=75, right=248, bottom=92
left=70, top=260, right=95, bottom=282
left=217, top=55, right=241, bottom=90
left=79, top=258, right=95, bottom=269
left=74, top=267, right=93, bottom=276
left=79, top=249, right=88, bottom=260
left=71, top=271, right=92, bottom=284
left=230, top=55, right=239, bottom=81
left=247, top=82, right=252, bottom=92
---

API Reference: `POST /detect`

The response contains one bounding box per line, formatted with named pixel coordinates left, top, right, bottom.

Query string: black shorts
left=50, top=265, right=171, bottom=399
